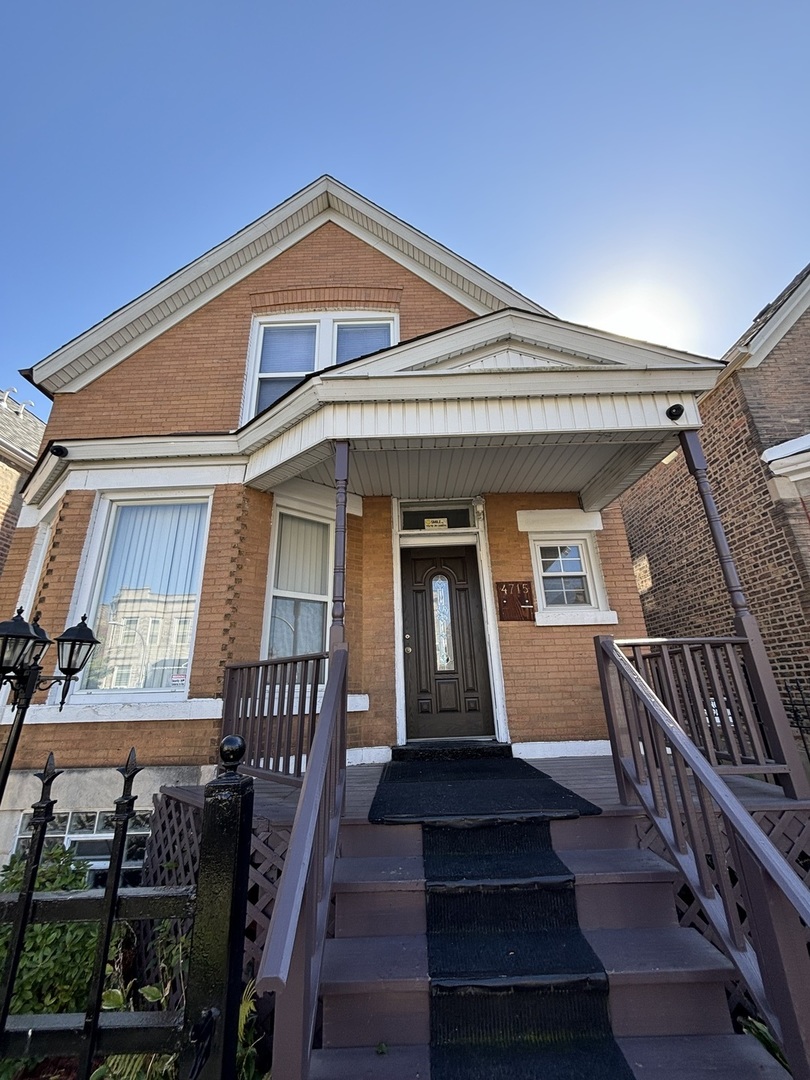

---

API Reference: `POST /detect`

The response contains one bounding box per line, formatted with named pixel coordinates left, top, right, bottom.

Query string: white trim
left=517, top=509, right=604, bottom=533
left=241, top=310, right=399, bottom=424
left=0, top=698, right=224, bottom=726
left=392, top=498, right=508, bottom=745
left=526, top=528, right=618, bottom=627
left=346, top=745, right=391, bottom=765
left=729, top=272, right=810, bottom=369
left=513, top=740, right=612, bottom=759
left=272, top=477, right=363, bottom=517
left=762, top=432, right=810, bottom=463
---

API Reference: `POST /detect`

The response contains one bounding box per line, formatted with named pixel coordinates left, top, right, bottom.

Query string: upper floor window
left=245, top=311, right=397, bottom=418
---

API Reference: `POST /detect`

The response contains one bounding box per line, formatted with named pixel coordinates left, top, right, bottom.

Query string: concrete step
left=308, top=1035, right=788, bottom=1079
left=585, top=927, right=735, bottom=1037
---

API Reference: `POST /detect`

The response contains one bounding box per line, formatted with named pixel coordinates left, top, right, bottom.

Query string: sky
left=2, top=0, right=809, bottom=422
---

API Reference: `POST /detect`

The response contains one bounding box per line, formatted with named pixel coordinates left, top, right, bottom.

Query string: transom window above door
left=245, top=312, right=397, bottom=417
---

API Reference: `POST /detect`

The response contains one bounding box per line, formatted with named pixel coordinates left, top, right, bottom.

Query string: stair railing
left=222, top=652, right=328, bottom=785
left=254, top=642, right=348, bottom=1080
left=596, top=635, right=810, bottom=1080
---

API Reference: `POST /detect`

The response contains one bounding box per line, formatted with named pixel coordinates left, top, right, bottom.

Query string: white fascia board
left=762, top=432, right=810, bottom=463
left=765, top=445, right=810, bottom=484
left=23, top=433, right=243, bottom=507
left=30, top=177, right=549, bottom=395
left=738, top=275, right=810, bottom=368
left=0, top=437, right=36, bottom=472
left=344, top=310, right=722, bottom=376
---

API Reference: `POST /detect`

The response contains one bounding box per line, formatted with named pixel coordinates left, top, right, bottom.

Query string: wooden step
left=320, top=936, right=429, bottom=1048
left=551, top=807, right=644, bottom=850
left=308, top=1035, right=788, bottom=1079
left=617, top=1034, right=791, bottom=1078
left=585, top=927, right=735, bottom=1036
left=567, top=847, right=679, bottom=929
left=333, top=855, right=425, bottom=937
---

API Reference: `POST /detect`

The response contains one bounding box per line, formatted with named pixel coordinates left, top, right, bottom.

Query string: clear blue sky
left=2, top=0, right=809, bottom=422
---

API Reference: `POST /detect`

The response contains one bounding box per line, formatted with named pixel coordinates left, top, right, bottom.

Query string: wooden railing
left=255, top=643, right=347, bottom=1080
left=612, top=636, right=791, bottom=780
left=596, top=635, right=810, bottom=1079
left=222, top=652, right=328, bottom=786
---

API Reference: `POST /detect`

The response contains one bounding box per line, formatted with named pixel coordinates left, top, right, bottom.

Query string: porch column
left=680, top=430, right=810, bottom=798
left=329, top=440, right=349, bottom=651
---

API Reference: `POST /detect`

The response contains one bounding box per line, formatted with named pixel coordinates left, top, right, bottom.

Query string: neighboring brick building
left=0, top=177, right=722, bottom=860
left=0, top=393, right=45, bottom=575
left=620, top=263, right=810, bottom=702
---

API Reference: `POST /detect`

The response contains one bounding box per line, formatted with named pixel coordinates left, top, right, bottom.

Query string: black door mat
left=392, top=742, right=513, bottom=762
left=425, top=822, right=635, bottom=1080
left=368, top=756, right=601, bottom=823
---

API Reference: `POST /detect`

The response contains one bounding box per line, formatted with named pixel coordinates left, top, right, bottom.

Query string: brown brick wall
left=43, top=223, right=476, bottom=443
left=620, top=325, right=810, bottom=695
left=485, top=494, right=647, bottom=743
left=190, top=486, right=272, bottom=699
left=0, top=463, right=23, bottom=575
left=13, top=718, right=220, bottom=771
left=0, top=526, right=37, bottom=615
left=347, top=498, right=397, bottom=748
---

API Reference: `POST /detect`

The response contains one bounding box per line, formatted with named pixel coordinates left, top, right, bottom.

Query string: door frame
left=391, top=498, right=509, bottom=746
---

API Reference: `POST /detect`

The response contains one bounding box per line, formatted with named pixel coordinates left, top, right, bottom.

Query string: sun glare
left=573, top=280, right=702, bottom=354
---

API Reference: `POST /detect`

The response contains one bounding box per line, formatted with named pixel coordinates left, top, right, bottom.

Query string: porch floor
left=167, top=753, right=810, bottom=827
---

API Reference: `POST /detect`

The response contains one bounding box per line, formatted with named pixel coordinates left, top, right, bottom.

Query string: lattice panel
left=637, top=804, right=810, bottom=1018
left=244, top=826, right=291, bottom=980
left=141, top=791, right=291, bottom=985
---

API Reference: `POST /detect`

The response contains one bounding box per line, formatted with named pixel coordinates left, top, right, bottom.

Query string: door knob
left=404, top=646, right=412, bottom=654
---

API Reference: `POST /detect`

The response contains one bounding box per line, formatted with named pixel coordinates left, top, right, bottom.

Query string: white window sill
left=533, top=609, right=618, bottom=626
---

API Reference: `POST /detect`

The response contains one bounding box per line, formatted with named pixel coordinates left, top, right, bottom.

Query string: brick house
left=620, top=263, right=810, bottom=706
left=0, top=392, right=45, bottom=577
left=0, top=176, right=723, bottom=861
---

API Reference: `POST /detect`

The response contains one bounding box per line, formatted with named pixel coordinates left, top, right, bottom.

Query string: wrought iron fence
left=0, top=737, right=253, bottom=1079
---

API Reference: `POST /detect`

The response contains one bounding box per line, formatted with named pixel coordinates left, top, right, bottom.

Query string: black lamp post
left=0, top=608, right=100, bottom=805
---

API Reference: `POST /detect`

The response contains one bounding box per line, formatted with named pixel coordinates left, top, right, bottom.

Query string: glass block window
left=14, top=809, right=153, bottom=888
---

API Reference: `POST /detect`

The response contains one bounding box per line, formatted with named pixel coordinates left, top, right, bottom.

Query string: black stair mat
left=423, top=819, right=572, bottom=882
left=392, top=742, right=513, bottom=762
left=368, top=757, right=601, bottom=823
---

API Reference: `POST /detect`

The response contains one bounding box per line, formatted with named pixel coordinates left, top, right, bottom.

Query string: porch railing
left=596, top=635, right=810, bottom=1080
left=254, top=642, right=347, bottom=1080
left=609, top=636, right=794, bottom=781
left=222, top=652, right=328, bottom=785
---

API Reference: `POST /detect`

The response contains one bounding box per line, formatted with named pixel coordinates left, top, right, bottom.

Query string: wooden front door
left=401, top=546, right=494, bottom=739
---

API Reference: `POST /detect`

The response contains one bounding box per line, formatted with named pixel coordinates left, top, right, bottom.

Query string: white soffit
left=30, top=177, right=549, bottom=395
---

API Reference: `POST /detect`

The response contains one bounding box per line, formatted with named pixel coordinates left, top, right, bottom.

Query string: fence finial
left=219, top=734, right=246, bottom=775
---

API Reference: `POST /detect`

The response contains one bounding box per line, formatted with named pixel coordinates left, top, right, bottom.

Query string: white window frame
left=66, top=491, right=213, bottom=705
left=262, top=501, right=335, bottom=661
left=242, top=310, right=399, bottom=421
left=517, top=510, right=618, bottom=626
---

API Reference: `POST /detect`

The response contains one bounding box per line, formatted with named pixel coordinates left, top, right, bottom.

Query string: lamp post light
left=0, top=608, right=100, bottom=805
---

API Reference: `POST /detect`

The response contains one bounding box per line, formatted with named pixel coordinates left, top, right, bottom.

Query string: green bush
left=0, top=845, right=99, bottom=1015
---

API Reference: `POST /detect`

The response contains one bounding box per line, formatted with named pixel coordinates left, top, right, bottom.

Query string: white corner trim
left=348, top=695, right=369, bottom=712
left=346, top=746, right=392, bottom=765
left=517, top=509, right=603, bottom=533
left=762, top=432, right=810, bottom=464
left=533, top=609, right=618, bottom=626
left=513, top=740, right=613, bottom=759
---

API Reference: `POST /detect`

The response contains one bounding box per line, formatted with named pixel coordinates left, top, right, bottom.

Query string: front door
left=401, top=546, right=494, bottom=739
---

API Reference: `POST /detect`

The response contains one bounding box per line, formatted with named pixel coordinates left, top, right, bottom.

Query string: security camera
left=665, top=404, right=685, bottom=422
left=49, top=445, right=69, bottom=458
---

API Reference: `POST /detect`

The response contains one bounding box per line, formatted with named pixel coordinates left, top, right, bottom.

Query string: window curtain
left=269, top=514, right=330, bottom=658
left=84, top=502, right=207, bottom=692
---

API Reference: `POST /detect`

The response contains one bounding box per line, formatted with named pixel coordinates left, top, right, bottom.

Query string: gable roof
left=24, top=177, right=551, bottom=397
left=721, top=259, right=810, bottom=370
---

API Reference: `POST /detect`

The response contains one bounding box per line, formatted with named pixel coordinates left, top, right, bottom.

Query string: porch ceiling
left=255, top=431, right=679, bottom=510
